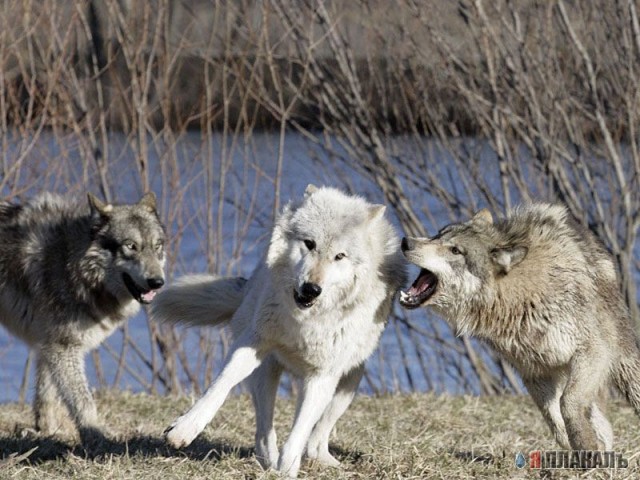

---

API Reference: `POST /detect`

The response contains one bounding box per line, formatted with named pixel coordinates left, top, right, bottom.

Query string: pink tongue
left=141, top=290, right=157, bottom=302
left=408, top=274, right=431, bottom=295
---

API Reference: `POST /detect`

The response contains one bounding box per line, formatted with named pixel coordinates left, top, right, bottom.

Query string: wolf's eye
left=154, top=241, right=164, bottom=252
left=335, top=252, right=346, bottom=261
left=450, top=246, right=462, bottom=255
left=124, top=241, right=138, bottom=252
left=304, top=239, right=316, bottom=251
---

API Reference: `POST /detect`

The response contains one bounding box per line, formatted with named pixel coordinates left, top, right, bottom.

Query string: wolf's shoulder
left=24, top=192, right=81, bottom=214
left=501, top=202, right=568, bottom=232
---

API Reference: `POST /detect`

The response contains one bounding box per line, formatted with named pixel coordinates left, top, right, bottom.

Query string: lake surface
left=0, top=130, right=638, bottom=403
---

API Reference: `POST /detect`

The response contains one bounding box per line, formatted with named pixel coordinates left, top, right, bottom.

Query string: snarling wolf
left=152, top=185, right=407, bottom=477
left=0, top=192, right=165, bottom=442
left=400, top=203, right=640, bottom=451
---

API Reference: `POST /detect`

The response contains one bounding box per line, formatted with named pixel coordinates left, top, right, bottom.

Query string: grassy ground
left=0, top=391, right=638, bottom=479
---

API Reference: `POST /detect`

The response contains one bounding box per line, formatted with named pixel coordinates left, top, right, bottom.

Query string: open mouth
left=399, top=269, right=438, bottom=309
left=293, top=289, right=316, bottom=309
left=122, top=273, right=157, bottom=304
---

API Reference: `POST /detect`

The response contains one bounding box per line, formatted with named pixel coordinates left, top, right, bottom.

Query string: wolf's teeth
left=400, top=291, right=408, bottom=300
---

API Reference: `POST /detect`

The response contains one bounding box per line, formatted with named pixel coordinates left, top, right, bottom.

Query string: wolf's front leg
left=523, top=376, right=571, bottom=449
left=306, top=365, right=364, bottom=467
left=165, top=333, right=263, bottom=448
left=277, top=375, right=340, bottom=478
left=40, top=345, right=104, bottom=443
left=34, top=352, right=65, bottom=435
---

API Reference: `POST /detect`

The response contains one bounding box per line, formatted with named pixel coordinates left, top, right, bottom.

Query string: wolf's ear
left=266, top=204, right=293, bottom=268
left=368, top=204, right=386, bottom=222
left=304, top=184, right=319, bottom=198
left=471, top=208, right=493, bottom=225
left=491, top=246, right=528, bottom=274
left=138, top=192, right=157, bottom=212
left=87, top=193, right=113, bottom=217
left=266, top=225, right=285, bottom=268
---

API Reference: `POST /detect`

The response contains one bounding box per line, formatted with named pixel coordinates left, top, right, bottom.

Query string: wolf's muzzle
left=293, top=282, right=322, bottom=309
left=123, top=273, right=165, bottom=304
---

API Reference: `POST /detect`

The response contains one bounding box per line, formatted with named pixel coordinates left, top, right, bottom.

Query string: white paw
left=164, top=414, right=204, bottom=448
left=255, top=448, right=279, bottom=470
left=311, top=451, right=340, bottom=468
left=307, top=442, right=340, bottom=467
left=277, top=453, right=301, bottom=478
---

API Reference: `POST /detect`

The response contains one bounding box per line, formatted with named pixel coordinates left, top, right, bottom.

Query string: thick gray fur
left=401, top=203, right=640, bottom=451
left=0, top=191, right=166, bottom=443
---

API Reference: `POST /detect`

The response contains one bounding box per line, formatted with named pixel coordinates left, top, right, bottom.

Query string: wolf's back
left=0, top=201, right=23, bottom=224
left=151, top=274, right=247, bottom=327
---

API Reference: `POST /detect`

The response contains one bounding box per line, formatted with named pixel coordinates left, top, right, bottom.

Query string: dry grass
left=0, top=391, right=638, bottom=479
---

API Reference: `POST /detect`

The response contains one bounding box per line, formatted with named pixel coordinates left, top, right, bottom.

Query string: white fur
left=418, top=255, right=454, bottom=277
left=591, top=404, right=614, bottom=450
left=460, top=270, right=482, bottom=296
left=155, top=186, right=407, bottom=478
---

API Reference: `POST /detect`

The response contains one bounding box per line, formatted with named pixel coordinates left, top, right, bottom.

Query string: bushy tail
left=613, top=350, right=640, bottom=416
left=150, top=274, right=247, bottom=327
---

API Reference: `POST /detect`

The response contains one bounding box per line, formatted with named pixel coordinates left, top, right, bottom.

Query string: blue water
left=0, top=131, right=637, bottom=403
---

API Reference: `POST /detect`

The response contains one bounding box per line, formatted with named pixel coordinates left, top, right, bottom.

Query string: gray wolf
left=400, top=203, right=640, bottom=451
left=0, top=192, right=166, bottom=442
left=152, top=185, right=407, bottom=477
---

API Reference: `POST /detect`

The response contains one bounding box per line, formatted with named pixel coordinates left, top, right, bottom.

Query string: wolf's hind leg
left=590, top=390, right=613, bottom=450
left=523, top=376, right=571, bottom=449
left=41, top=345, right=103, bottom=443
left=249, top=355, right=283, bottom=469
left=34, top=352, right=65, bottom=435
left=278, top=375, right=340, bottom=478
left=306, top=365, right=364, bottom=467
left=560, top=350, right=611, bottom=450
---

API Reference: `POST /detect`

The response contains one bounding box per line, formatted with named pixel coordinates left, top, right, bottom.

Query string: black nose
left=401, top=237, right=413, bottom=252
left=300, top=282, right=322, bottom=299
left=147, top=277, right=165, bottom=290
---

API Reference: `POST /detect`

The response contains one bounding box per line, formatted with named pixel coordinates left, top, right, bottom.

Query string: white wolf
left=152, top=185, right=406, bottom=477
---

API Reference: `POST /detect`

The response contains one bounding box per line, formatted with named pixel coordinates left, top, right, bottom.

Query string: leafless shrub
left=268, top=0, right=640, bottom=393
left=0, top=0, right=638, bottom=398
